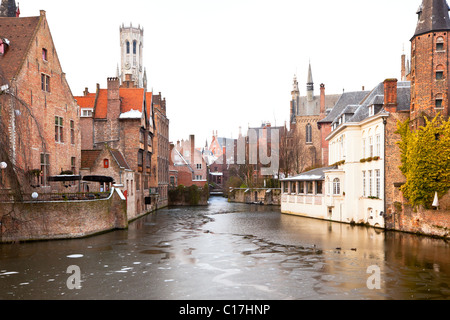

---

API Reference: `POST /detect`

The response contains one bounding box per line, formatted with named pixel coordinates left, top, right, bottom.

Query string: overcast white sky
left=20, top=0, right=419, bottom=146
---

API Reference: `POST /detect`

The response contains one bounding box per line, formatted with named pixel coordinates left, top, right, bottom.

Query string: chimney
left=320, top=83, right=326, bottom=117
left=107, top=77, right=120, bottom=119
left=401, top=53, right=406, bottom=81
left=83, top=87, right=89, bottom=96
left=190, top=134, right=195, bottom=165
left=223, top=146, right=226, bottom=165
left=384, top=78, right=398, bottom=112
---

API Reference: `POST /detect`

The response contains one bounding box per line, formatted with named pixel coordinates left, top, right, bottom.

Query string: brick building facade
left=384, top=0, right=450, bottom=236
left=410, top=0, right=450, bottom=129
left=170, top=135, right=208, bottom=188
left=0, top=9, right=81, bottom=195
left=288, top=65, right=341, bottom=172
left=75, top=77, right=156, bottom=216
left=151, top=92, right=170, bottom=208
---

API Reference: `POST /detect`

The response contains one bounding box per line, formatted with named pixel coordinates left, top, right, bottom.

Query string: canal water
left=1, top=196, right=450, bottom=300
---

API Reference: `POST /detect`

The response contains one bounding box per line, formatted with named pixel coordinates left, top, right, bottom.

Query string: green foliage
left=168, top=184, right=208, bottom=206
left=225, top=176, right=244, bottom=190
left=396, top=115, right=450, bottom=208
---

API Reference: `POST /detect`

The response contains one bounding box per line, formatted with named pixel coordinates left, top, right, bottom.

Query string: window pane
left=316, top=181, right=323, bottom=194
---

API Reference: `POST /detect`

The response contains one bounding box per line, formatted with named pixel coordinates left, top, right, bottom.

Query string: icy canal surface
left=1, top=196, right=450, bottom=300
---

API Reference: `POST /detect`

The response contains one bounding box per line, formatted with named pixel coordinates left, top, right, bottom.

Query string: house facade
left=74, top=77, right=156, bottom=217
left=282, top=80, right=411, bottom=228
left=288, top=64, right=341, bottom=171
left=170, top=135, right=208, bottom=188
left=151, top=92, right=170, bottom=208
left=0, top=9, right=81, bottom=195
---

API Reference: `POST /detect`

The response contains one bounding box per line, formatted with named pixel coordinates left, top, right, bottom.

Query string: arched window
left=133, top=41, right=137, bottom=54
left=126, top=41, right=130, bottom=54
left=436, top=64, right=444, bottom=80
left=306, top=123, right=312, bottom=143
left=333, top=178, right=340, bottom=195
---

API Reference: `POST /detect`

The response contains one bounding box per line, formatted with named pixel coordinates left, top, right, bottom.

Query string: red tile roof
left=75, top=94, right=96, bottom=109
left=80, top=150, right=102, bottom=169
left=75, top=88, right=152, bottom=121
left=94, top=89, right=108, bottom=119
left=120, top=88, right=144, bottom=114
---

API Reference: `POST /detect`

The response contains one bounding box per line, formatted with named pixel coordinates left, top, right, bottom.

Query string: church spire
left=307, top=61, right=314, bottom=102
left=307, top=61, right=313, bottom=91
left=413, top=0, right=450, bottom=38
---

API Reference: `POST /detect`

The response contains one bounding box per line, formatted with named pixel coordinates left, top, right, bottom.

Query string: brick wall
left=410, top=31, right=449, bottom=128
left=292, top=115, right=321, bottom=168
left=384, top=110, right=410, bottom=229
left=10, top=11, right=80, bottom=189
left=0, top=189, right=127, bottom=243
left=392, top=191, right=450, bottom=239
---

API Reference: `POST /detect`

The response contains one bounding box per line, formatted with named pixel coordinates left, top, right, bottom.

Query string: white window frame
left=81, top=108, right=93, bottom=117
left=376, top=134, right=381, bottom=157
left=376, top=169, right=381, bottom=198
left=333, top=178, right=340, bottom=195
left=362, top=171, right=366, bottom=197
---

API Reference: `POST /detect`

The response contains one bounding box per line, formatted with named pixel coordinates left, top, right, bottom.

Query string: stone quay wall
left=228, top=188, right=281, bottom=206
left=0, top=189, right=127, bottom=243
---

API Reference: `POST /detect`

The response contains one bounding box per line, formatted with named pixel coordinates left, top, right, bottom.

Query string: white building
left=281, top=80, right=411, bottom=228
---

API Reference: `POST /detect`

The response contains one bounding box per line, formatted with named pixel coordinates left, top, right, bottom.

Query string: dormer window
left=369, top=105, right=374, bottom=116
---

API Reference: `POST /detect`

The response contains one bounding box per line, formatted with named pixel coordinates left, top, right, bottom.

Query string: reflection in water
left=0, top=196, right=449, bottom=300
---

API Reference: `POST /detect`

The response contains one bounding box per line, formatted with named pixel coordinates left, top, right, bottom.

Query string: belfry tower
left=120, top=23, right=144, bottom=88
left=410, top=0, right=450, bottom=128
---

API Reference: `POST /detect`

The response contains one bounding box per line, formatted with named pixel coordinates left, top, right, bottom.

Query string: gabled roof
left=80, top=150, right=102, bottom=169
left=319, top=91, right=369, bottom=124
left=110, top=149, right=131, bottom=170
left=0, top=15, right=41, bottom=81
left=325, top=81, right=411, bottom=135
left=81, top=149, right=131, bottom=170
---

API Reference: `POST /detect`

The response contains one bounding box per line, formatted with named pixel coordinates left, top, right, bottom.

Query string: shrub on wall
left=168, top=184, right=209, bottom=206
left=396, top=115, right=450, bottom=208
